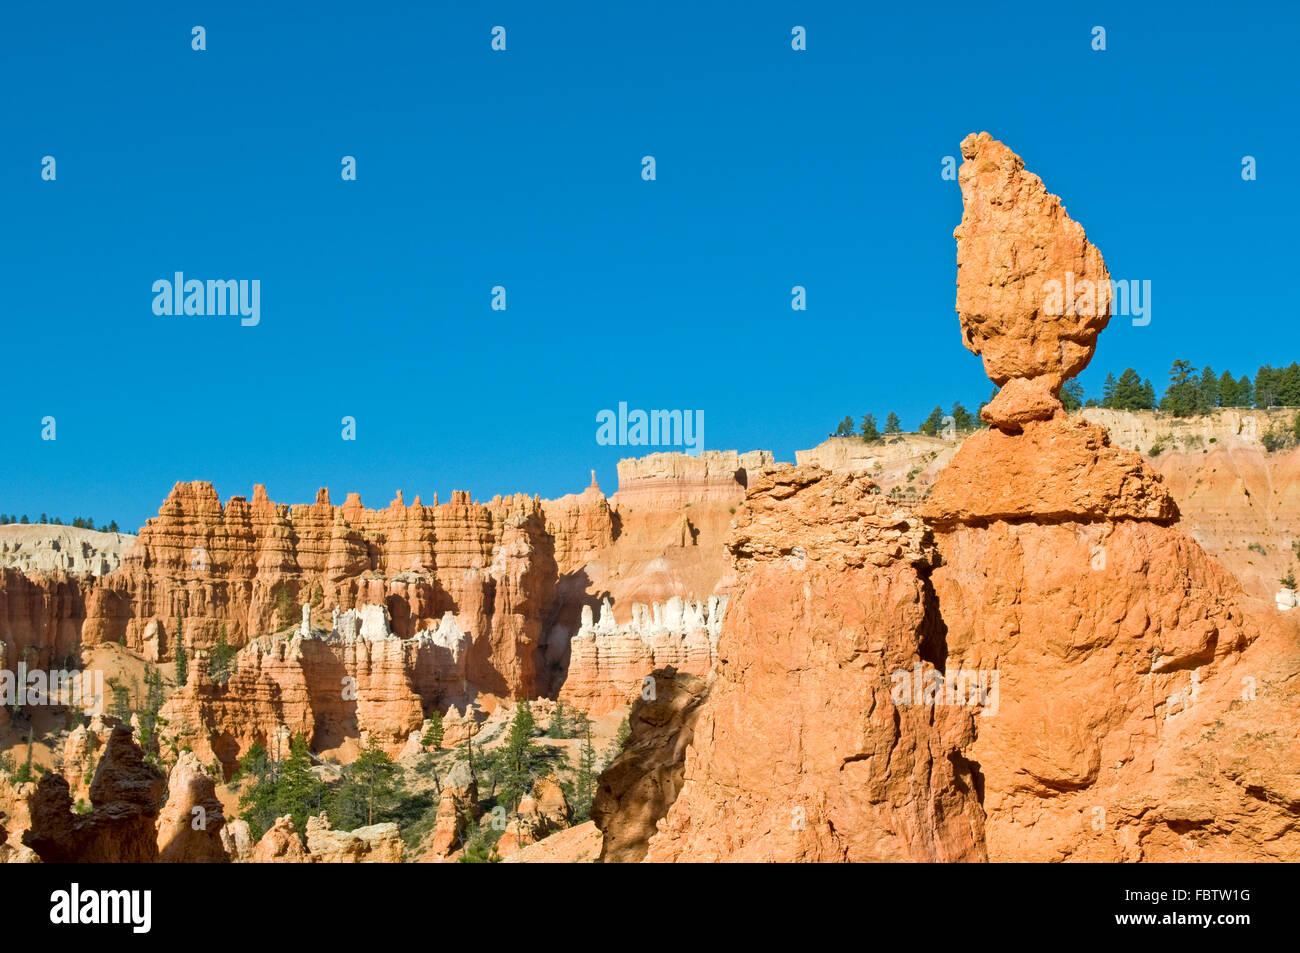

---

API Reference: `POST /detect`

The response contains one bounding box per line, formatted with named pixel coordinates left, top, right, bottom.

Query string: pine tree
left=569, top=725, right=599, bottom=822
left=1159, top=361, right=1202, bottom=417
left=1101, top=372, right=1117, bottom=408
left=274, top=734, right=326, bottom=835
left=422, top=710, right=444, bottom=749
left=1255, top=365, right=1277, bottom=408
left=174, top=643, right=189, bottom=689
left=834, top=415, right=855, bottom=437
left=884, top=412, right=902, bottom=434
left=604, top=714, right=631, bottom=766
left=1199, top=366, right=1219, bottom=410
left=1061, top=380, right=1084, bottom=411
left=498, top=701, right=542, bottom=814
left=1111, top=369, right=1146, bottom=411
left=330, top=745, right=401, bottom=828
left=859, top=414, right=881, bottom=443
left=547, top=701, right=568, bottom=739
left=918, top=406, right=945, bottom=436
left=209, top=626, right=237, bottom=685
left=1277, top=363, right=1300, bottom=406
left=1218, top=370, right=1239, bottom=407
left=137, top=667, right=168, bottom=757
left=950, top=402, right=975, bottom=431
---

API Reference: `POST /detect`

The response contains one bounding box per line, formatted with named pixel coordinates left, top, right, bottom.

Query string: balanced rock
left=954, top=131, right=1111, bottom=430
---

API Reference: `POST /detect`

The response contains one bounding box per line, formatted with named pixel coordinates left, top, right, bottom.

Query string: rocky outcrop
left=424, top=759, right=479, bottom=860
left=0, top=812, right=38, bottom=863
left=611, top=451, right=772, bottom=510
left=0, top=525, right=134, bottom=576
left=156, top=751, right=229, bottom=862
left=23, top=726, right=167, bottom=863
left=304, top=813, right=404, bottom=862
left=919, top=414, right=1179, bottom=525
left=953, top=131, right=1110, bottom=430
left=159, top=604, right=474, bottom=773
left=503, top=819, right=601, bottom=863
left=496, top=776, right=571, bottom=857
left=641, top=467, right=987, bottom=862
left=919, top=133, right=1299, bottom=862
left=592, top=667, right=707, bottom=863
left=559, top=597, right=724, bottom=714
left=80, top=483, right=561, bottom=699
left=220, top=818, right=255, bottom=862
left=248, top=815, right=309, bottom=862
left=0, top=568, right=89, bottom=672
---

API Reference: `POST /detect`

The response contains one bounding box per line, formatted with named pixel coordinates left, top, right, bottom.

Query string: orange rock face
left=643, top=466, right=987, bottom=862
left=954, top=132, right=1110, bottom=429
left=0, top=568, right=88, bottom=671
left=156, top=751, right=229, bottom=862
left=601, top=134, right=1300, bottom=865
left=918, top=133, right=1300, bottom=862
left=82, top=483, right=560, bottom=700
left=23, top=725, right=167, bottom=863
left=592, top=667, right=707, bottom=862
left=920, top=414, right=1179, bottom=525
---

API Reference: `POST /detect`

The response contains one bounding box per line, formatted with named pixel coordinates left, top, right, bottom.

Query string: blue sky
left=1, top=1, right=1295, bottom=530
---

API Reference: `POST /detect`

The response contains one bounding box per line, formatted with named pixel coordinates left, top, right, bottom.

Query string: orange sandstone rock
left=641, top=466, right=987, bottom=862
left=954, top=132, right=1110, bottom=429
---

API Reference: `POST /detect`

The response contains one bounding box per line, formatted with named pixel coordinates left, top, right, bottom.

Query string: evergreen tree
left=1141, top=379, right=1156, bottom=410
left=330, top=746, right=401, bottom=828
left=950, top=402, right=975, bottom=431
left=1101, top=372, right=1118, bottom=408
left=1277, top=362, right=1300, bottom=406
left=107, top=521, right=119, bottom=533
left=1160, top=360, right=1202, bottom=417
left=209, top=626, right=237, bottom=685
left=834, top=415, right=855, bottom=437
left=274, top=734, right=326, bottom=836
left=884, top=412, right=902, bottom=434
left=1238, top=374, right=1254, bottom=408
left=174, top=643, right=189, bottom=689
left=604, top=714, right=631, bottom=766
left=497, top=701, right=542, bottom=814
left=20, top=516, right=28, bottom=524
left=546, top=701, right=568, bottom=739
left=137, top=667, right=168, bottom=757
left=1255, top=365, right=1277, bottom=408
left=568, top=725, right=599, bottom=823
left=1199, top=366, right=1219, bottom=410
left=859, top=414, right=881, bottom=443
left=1218, top=370, right=1241, bottom=407
left=39, top=513, right=47, bottom=524
left=422, top=710, right=444, bottom=749
left=918, top=406, right=946, bottom=436
left=1112, top=369, right=1147, bottom=411
left=1061, top=380, right=1084, bottom=411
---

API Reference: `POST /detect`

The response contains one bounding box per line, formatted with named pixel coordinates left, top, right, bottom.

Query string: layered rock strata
left=559, top=596, right=725, bottom=714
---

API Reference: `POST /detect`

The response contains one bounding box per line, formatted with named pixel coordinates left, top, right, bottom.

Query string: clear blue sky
left=2, top=1, right=1295, bottom=531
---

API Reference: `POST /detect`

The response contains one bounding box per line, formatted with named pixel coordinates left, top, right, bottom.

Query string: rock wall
left=559, top=597, right=724, bottom=714
left=160, top=605, right=474, bottom=773
left=917, top=132, right=1299, bottom=862
left=643, top=466, right=987, bottom=862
